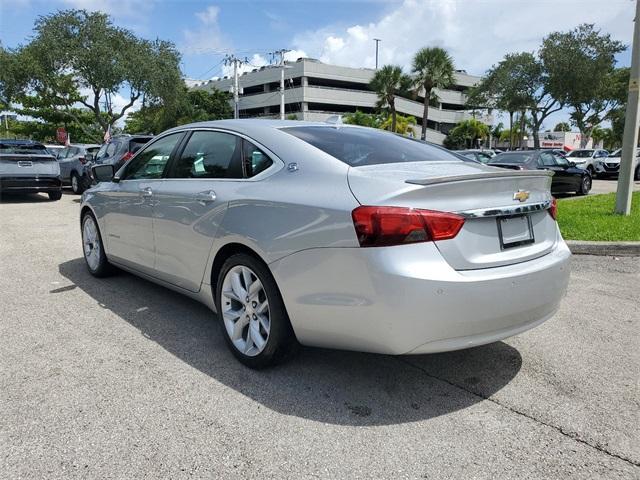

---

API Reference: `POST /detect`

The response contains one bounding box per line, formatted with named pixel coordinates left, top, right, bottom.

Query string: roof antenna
left=325, top=115, right=343, bottom=126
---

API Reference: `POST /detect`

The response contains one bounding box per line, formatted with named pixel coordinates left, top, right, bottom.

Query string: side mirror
left=92, top=164, right=116, bottom=183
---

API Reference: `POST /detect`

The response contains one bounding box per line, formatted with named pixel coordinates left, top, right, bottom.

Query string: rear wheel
left=578, top=175, right=592, bottom=195
left=215, top=253, right=297, bottom=368
left=48, top=191, right=62, bottom=201
left=70, top=172, right=84, bottom=194
left=81, top=212, right=113, bottom=277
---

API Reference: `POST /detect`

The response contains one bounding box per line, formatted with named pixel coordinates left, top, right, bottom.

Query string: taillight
left=548, top=197, right=558, bottom=221
left=351, top=206, right=465, bottom=247
left=121, top=151, right=134, bottom=163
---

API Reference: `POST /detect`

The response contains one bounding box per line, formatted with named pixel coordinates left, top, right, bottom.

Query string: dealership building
left=190, top=58, right=483, bottom=144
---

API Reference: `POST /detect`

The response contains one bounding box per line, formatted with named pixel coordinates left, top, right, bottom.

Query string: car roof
left=0, top=139, right=44, bottom=146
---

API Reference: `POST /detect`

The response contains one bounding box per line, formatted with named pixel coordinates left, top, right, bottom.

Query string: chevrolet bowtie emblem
left=513, top=190, right=530, bottom=202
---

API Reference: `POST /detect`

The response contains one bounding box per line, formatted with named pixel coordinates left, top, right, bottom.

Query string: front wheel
left=81, top=212, right=113, bottom=277
left=578, top=175, right=592, bottom=195
left=215, top=253, right=297, bottom=368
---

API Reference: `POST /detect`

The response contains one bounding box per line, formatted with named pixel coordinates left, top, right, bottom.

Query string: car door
left=57, top=147, right=72, bottom=180
left=105, top=132, right=184, bottom=276
left=151, top=129, right=250, bottom=292
left=538, top=151, right=569, bottom=193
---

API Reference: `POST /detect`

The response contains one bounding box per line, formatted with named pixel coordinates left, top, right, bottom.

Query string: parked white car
left=566, top=149, right=609, bottom=177
left=594, top=148, right=640, bottom=179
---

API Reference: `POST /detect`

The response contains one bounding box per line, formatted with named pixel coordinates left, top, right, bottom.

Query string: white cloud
left=196, top=5, right=219, bottom=25
left=182, top=4, right=229, bottom=55
left=292, top=0, right=635, bottom=75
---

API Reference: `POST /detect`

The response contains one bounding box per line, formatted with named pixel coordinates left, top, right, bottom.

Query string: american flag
left=103, top=124, right=111, bottom=143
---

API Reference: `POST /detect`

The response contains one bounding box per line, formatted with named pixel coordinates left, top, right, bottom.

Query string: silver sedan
left=81, top=120, right=570, bottom=368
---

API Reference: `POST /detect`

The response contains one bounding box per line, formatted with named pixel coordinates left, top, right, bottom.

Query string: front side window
left=242, top=139, right=273, bottom=177
left=540, top=152, right=556, bottom=167
left=123, top=133, right=183, bottom=180
left=169, top=131, right=243, bottom=179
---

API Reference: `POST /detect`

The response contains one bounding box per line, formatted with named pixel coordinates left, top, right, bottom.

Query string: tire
left=81, top=212, right=114, bottom=277
left=70, top=172, right=84, bottom=194
left=215, top=253, right=297, bottom=368
left=578, top=174, right=592, bottom=196
left=587, top=165, right=596, bottom=178
left=635, top=165, right=640, bottom=181
left=48, top=191, right=62, bottom=201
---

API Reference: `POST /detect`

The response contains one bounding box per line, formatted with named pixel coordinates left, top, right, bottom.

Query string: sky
left=0, top=0, right=637, bottom=129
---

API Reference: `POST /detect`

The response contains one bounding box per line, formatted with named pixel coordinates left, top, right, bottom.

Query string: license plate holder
left=497, top=214, right=534, bottom=249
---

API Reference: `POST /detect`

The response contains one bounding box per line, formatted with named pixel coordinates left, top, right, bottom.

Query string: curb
left=567, top=240, right=640, bottom=256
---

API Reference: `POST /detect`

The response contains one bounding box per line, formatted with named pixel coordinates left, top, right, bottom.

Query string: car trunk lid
left=347, top=161, right=558, bottom=270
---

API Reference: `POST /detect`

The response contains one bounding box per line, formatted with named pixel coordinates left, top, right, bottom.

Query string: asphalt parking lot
left=1, top=192, right=638, bottom=479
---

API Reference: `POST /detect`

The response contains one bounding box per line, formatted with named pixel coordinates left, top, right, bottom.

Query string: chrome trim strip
left=406, top=170, right=553, bottom=186
left=456, top=200, right=552, bottom=218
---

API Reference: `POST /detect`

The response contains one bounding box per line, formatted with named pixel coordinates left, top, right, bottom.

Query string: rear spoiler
left=405, top=170, right=553, bottom=186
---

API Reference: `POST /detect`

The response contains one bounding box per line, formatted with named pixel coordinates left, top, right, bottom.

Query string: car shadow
left=59, top=257, right=522, bottom=426
left=0, top=192, right=52, bottom=203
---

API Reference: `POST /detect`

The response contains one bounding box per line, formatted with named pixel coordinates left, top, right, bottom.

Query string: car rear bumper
left=0, top=175, right=62, bottom=193
left=270, top=230, right=571, bottom=355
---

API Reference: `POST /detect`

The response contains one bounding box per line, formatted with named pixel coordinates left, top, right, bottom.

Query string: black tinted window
left=170, top=131, right=242, bottom=179
left=242, top=139, right=273, bottom=177
left=283, top=126, right=460, bottom=166
left=491, top=153, right=533, bottom=164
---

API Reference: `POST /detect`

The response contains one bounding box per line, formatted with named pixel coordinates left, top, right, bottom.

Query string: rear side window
left=283, top=126, right=460, bottom=166
left=169, top=131, right=243, bottom=179
left=242, top=139, right=273, bottom=177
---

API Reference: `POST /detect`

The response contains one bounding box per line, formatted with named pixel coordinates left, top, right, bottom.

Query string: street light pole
left=373, top=38, right=381, bottom=69
left=615, top=0, right=640, bottom=215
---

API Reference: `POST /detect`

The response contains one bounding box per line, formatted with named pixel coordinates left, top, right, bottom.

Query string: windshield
left=0, top=143, right=49, bottom=155
left=283, top=126, right=462, bottom=166
left=490, top=153, right=534, bottom=164
left=568, top=150, right=594, bottom=158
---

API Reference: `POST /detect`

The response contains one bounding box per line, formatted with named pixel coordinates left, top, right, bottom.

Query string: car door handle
left=194, top=190, right=217, bottom=203
left=140, top=187, right=153, bottom=197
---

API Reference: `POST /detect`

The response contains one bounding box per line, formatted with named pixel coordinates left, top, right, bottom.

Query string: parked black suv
left=93, top=134, right=153, bottom=173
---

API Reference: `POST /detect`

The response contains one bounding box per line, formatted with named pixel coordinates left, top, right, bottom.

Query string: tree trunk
left=519, top=111, right=526, bottom=149
left=508, top=111, right=514, bottom=150
left=390, top=99, right=397, bottom=133
left=421, top=88, right=430, bottom=141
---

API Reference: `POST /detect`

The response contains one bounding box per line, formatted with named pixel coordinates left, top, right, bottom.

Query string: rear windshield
left=128, top=137, right=152, bottom=152
left=490, top=153, right=534, bottom=164
left=86, top=146, right=100, bottom=154
left=0, top=143, right=49, bottom=155
left=283, top=126, right=461, bottom=166
left=568, top=150, right=593, bottom=158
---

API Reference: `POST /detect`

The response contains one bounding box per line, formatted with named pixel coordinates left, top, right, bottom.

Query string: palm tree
left=411, top=47, right=455, bottom=140
left=369, top=65, right=412, bottom=133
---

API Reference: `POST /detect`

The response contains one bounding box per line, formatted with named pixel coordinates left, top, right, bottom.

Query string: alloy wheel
left=221, top=265, right=270, bottom=357
left=82, top=216, right=101, bottom=271
left=71, top=174, right=79, bottom=193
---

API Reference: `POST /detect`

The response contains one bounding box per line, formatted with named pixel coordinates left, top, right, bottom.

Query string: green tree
left=444, top=118, right=490, bottom=149
left=468, top=52, right=561, bottom=149
left=343, top=110, right=384, bottom=128
left=553, top=122, right=571, bottom=132
left=380, top=113, right=417, bottom=135
left=12, top=9, right=183, bottom=138
left=411, top=47, right=455, bottom=141
left=369, top=65, right=412, bottom=133
left=125, top=87, right=232, bottom=134
left=540, top=24, right=625, bottom=147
